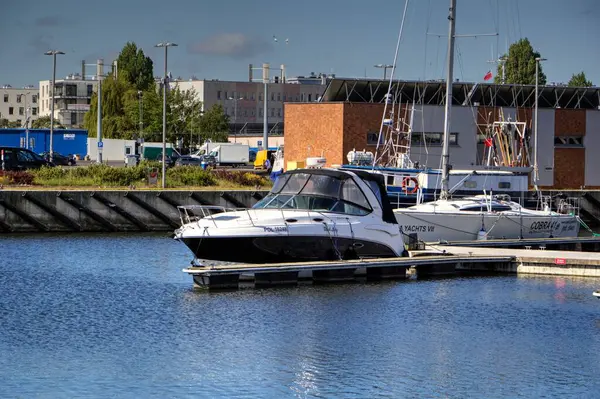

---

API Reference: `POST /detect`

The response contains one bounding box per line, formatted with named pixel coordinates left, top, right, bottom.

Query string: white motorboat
left=395, top=194, right=579, bottom=242
left=175, top=168, right=406, bottom=263
left=594, top=291, right=600, bottom=299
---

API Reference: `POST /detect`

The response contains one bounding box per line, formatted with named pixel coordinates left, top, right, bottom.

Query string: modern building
left=284, top=78, right=600, bottom=189
left=0, top=85, right=39, bottom=126
left=39, top=73, right=98, bottom=129
left=172, top=68, right=329, bottom=136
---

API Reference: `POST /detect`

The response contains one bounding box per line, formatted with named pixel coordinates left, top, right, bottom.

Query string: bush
left=0, top=170, right=35, bottom=185
left=211, top=169, right=270, bottom=187
left=167, top=166, right=216, bottom=187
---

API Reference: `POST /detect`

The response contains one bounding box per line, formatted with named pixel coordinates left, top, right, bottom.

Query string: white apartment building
left=172, top=72, right=328, bottom=135
left=0, top=85, right=40, bottom=126
left=39, top=74, right=98, bottom=128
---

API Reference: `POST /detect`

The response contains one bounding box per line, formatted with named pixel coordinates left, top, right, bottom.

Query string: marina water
left=1, top=233, right=600, bottom=398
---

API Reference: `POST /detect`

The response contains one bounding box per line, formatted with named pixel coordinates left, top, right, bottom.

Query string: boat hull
left=395, top=212, right=580, bottom=242
left=180, top=235, right=400, bottom=264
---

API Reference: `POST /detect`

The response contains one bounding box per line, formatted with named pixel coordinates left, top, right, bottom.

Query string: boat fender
left=477, top=228, right=488, bottom=240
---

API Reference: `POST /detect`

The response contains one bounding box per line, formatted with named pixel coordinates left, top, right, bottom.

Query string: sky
left=2, top=0, right=599, bottom=88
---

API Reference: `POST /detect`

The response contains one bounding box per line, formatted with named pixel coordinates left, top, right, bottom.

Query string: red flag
left=484, top=138, right=493, bottom=147
left=484, top=71, right=493, bottom=81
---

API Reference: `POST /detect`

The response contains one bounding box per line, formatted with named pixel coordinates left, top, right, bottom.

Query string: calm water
left=1, top=233, right=600, bottom=398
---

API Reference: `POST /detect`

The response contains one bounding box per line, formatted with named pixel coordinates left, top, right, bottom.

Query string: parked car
left=0, top=147, right=55, bottom=171
left=174, top=156, right=204, bottom=167
left=39, top=151, right=76, bottom=166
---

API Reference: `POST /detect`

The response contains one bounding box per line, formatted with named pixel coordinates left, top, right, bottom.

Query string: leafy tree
left=116, top=42, right=155, bottom=91
left=30, top=116, right=65, bottom=129
left=568, top=71, right=593, bottom=87
left=495, top=38, right=546, bottom=85
left=166, top=87, right=203, bottom=148
left=0, top=119, right=23, bottom=128
left=198, top=104, right=230, bottom=143
left=83, top=76, right=134, bottom=138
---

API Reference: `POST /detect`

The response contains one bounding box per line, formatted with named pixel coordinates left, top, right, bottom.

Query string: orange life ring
left=402, top=176, right=419, bottom=194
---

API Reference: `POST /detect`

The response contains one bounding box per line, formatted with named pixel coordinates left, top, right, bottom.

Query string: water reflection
left=1, top=234, right=600, bottom=398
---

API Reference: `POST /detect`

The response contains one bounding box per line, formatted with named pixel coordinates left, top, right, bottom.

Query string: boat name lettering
left=323, top=225, right=338, bottom=233
left=530, top=221, right=561, bottom=231
left=263, top=226, right=288, bottom=233
left=402, top=225, right=435, bottom=233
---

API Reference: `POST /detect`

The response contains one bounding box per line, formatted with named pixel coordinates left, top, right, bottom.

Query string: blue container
left=0, top=128, right=88, bottom=157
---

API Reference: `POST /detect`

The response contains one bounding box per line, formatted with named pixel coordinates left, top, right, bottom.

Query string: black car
left=0, top=147, right=55, bottom=171
left=39, top=151, right=76, bottom=166
left=174, top=156, right=204, bottom=167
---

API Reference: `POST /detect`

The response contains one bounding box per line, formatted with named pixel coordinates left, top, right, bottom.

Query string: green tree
left=198, top=104, right=230, bottom=143
left=0, top=119, right=23, bottom=128
left=166, top=87, right=203, bottom=148
left=116, top=42, right=155, bottom=91
left=568, top=71, right=593, bottom=87
left=30, top=116, right=65, bottom=129
left=83, top=75, right=134, bottom=138
left=495, top=38, right=546, bottom=85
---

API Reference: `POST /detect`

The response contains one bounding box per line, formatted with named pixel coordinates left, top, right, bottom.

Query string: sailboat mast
left=440, top=0, right=456, bottom=200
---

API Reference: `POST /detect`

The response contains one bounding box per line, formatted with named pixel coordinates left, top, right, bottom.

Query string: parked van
left=0, top=147, right=54, bottom=171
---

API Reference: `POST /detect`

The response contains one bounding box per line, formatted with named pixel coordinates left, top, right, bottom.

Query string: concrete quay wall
left=0, top=190, right=269, bottom=233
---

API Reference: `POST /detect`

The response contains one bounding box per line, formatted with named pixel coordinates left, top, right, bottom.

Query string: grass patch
left=15, top=164, right=274, bottom=190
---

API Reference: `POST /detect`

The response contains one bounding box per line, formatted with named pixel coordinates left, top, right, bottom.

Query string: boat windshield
left=253, top=173, right=372, bottom=215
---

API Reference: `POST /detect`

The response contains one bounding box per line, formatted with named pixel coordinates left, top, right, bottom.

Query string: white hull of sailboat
left=395, top=211, right=580, bottom=243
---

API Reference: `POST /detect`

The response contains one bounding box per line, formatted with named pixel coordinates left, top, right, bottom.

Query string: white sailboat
left=393, top=0, right=580, bottom=243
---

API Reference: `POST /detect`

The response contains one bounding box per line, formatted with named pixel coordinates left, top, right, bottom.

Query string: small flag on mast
left=484, top=71, right=493, bottom=81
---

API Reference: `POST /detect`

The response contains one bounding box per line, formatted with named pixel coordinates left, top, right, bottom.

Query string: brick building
left=284, top=79, right=600, bottom=189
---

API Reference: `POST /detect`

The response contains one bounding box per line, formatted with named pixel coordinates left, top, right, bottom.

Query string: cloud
left=188, top=33, right=272, bottom=59
left=34, top=15, right=65, bottom=27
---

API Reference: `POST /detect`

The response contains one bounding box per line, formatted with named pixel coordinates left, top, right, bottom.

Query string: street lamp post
left=374, top=64, right=394, bottom=80
left=155, top=42, right=178, bottom=189
left=23, top=91, right=30, bottom=149
left=534, top=57, right=547, bottom=186
left=228, top=96, right=243, bottom=143
left=44, top=50, right=65, bottom=162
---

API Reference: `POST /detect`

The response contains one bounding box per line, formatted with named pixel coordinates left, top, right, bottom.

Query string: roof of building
left=320, top=78, right=600, bottom=109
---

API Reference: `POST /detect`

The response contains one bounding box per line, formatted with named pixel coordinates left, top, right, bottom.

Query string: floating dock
left=183, top=237, right=600, bottom=289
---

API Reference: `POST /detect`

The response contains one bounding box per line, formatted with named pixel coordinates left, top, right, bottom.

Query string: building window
left=32, top=95, right=38, bottom=103
left=277, top=108, right=281, bottom=117
left=17, top=95, right=22, bottom=103
left=71, top=112, right=77, bottom=126
left=412, top=132, right=459, bottom=146
left=251, top=93, right=255, bottom=100
left=498, top=182, right=511, bottom=189
left=271, top=93, right=274, bottom=101
left=259, top=109, right=263, bottom=117
left=19, top=107, right=24, bottom=115
left=8, top=107, right=14, bottom=115
left=87, top=85, right=93, bottom=97
left=32, top=107, right=37, bottom=115
left=308, top=94, right=312, bottom=102
left=277, top=93, right=281, bottom=101
left=301, top=93, right=305, bottom=101
left=367, top=132, right=384, bottom=145
left=243, top=109, right=248, bottom=117
left=3, top=94, right=7, bottom=102
left=66, top=84, right=77, bottom=97
left=463, top=181, right=477, bottom=188
left=16, top=119, right=22, bottom=125
left=217, top=90, right=221, bottom=100
left=271, top=108, right=275, bottom=117
left=259, top=93, right=263, bottom=101
left=554, top=136, right=584, bottom=147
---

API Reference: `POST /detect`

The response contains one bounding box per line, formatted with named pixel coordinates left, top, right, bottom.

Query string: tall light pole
left=155, top=42, right=177, bottom=189
left=44, top=50, right=65, bottom=162
left=228, top=96, right=243, bottom=143
left=23, top=91, right=31, bottom=149
left=533, top=57, right=547, bottom=186
left=374, top=64, right=394, bottom=80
